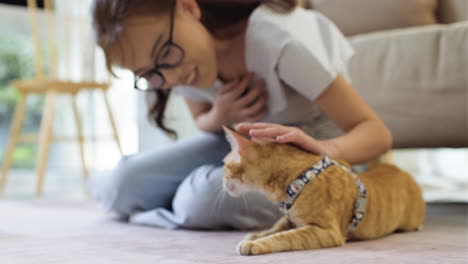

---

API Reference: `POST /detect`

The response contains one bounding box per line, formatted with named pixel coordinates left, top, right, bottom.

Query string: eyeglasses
left=134, top=0, right=185, bottom=92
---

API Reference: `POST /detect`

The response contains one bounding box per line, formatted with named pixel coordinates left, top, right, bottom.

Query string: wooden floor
left=0, top=201, right=466, bottom=264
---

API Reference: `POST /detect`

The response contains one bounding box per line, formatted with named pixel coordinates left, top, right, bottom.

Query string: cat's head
left=222, top=126, right=315, bottom=197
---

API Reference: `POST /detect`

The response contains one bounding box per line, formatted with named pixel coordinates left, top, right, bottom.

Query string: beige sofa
left=306, top=0, right=468, bottom=148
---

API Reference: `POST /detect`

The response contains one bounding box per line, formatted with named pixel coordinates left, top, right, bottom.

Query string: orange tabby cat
left=222, top=127, right=426, bottom=255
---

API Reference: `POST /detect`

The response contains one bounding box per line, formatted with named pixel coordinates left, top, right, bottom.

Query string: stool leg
left=0, top=93, right=28, bottom=197
left=102, top=90, right=123, bottom=155
left=35, top=91, right=57, bottom=196
left=71, top=94, right=88, bottom=181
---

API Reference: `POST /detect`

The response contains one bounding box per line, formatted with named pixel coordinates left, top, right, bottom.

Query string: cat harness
left=278, top=156, right=367, bottom=236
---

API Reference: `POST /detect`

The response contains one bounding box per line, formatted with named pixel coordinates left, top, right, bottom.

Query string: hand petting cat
left=235, top=122, right=337, bottom=158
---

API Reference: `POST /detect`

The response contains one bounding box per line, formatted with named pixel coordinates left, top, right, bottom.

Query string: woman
left=89, top=0, right=392, bottom=230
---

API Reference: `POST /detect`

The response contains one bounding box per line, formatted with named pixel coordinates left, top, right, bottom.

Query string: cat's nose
left=224, top=182, right=236, bottom=192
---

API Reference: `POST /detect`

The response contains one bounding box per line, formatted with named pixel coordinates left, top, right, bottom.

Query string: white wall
left=137, top=92, right=201, bottom=152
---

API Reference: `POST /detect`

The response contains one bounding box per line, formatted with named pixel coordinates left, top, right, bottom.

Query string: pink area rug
left=0, top=201, right=466, bottom=264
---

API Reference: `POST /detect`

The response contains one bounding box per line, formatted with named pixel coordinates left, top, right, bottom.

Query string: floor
left=0, top=201, right=466, bottom=264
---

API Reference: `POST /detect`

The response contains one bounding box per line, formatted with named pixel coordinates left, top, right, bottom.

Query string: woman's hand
left=208, top=72, right=268, bottom=129
left=235, top=122, right=336, bottom=157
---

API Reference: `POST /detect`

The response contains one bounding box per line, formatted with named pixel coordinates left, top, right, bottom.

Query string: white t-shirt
left=173, top=4, right=354, bottom=140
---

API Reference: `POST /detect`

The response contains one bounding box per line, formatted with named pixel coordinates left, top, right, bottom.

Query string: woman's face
left=109, top=0, right=218, bottom=90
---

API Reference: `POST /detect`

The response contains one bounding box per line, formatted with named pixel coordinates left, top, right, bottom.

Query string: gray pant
left=88, top=132, right=282, bottom=230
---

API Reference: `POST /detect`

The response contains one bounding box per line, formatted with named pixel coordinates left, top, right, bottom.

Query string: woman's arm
left=315, top=74, right=392, bottom=164
left=236, top=74, right=392, bottom=164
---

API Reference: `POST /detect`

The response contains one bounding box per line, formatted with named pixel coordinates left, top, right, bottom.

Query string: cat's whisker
left=241, top=195, right=249, bottom=212
left=229, top=193, right=248, bottom=215
left=213, top=187, right=227, bottom=217
left=213, top=188, right=223, bottom=214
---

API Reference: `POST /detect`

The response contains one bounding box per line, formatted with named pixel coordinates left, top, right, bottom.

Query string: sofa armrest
left=348, top=22, right=468, bottom=148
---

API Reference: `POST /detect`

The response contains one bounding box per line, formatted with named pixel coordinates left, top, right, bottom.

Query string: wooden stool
left=0, top=81, right=122, bottom=196
left=0, top=0, right=122, bottom=196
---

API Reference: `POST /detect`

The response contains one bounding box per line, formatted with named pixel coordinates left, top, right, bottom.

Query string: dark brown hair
left=92, top=0, right=298, bottom=136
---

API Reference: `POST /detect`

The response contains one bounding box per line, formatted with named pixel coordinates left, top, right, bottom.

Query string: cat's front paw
left=236, top=240, right=265, bottom=255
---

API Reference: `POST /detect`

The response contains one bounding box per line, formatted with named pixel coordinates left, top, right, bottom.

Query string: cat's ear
left=223, top=126, right=251, bottom=160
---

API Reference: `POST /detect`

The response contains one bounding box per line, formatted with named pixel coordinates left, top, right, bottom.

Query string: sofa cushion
left=347, top=21, right=468, bottom=148
left=308, top=0, right=438, bottom=36
left=437, top=0, right=468, bottom=23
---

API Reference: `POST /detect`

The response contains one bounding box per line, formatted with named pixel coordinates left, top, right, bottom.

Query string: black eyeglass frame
left=133, top=0, right=185, bottom=92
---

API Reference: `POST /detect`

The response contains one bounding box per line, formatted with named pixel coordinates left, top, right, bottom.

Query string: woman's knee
left=89, top=155, right=140, bottom=215
left=171, top=165, right=226, bottom=229
left=91, top=154, right=188, bottom=216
